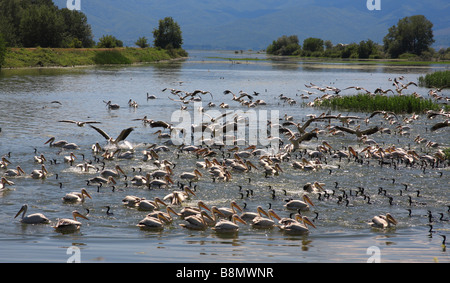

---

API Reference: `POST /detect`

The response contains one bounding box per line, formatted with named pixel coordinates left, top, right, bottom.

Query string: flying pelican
left=62, top=188, right=92, bottom=203
left=31, top=165, right=48, bottom=179
left=100, top=165, right=125, bottom=178
left=53, top=210, right=89, bottom=233
left=58, top=120, right=101, bottom=127
left=278, top=214, right=316, bottom=234
left=4, top=166, right=26, bottom=177
left=284, top=194, right=315, bottom=211
left=136, top=212, right=171, bottom=230
left=89, top=125, right=134, bottom=146
left=14, top=204, right=50, bottom=224
left=212, top=214, right=247, bottom=232
left=368, top=213, right=398, bottom=229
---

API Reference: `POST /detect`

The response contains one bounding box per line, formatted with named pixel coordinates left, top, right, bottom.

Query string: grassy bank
left=2, top=47, right=188, bottom=68
left=317, top=93, right=446, bottom=114
left=418, top=70, right=450, bottom=88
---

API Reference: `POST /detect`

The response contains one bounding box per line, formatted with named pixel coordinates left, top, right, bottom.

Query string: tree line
left=267, top=15, right=450, bottom=60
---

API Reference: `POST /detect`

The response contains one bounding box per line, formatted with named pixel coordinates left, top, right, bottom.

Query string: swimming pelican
left=14, top=204, right=50, bottom=224
left=240, top=206, right=268, bottom=222
left=284, top=194, right=315, bottom=211
left=278, top=215, right=316, bottom=234
left=179, top=201, right=211, bottom=218
left=163, top=186, right=196, bottom=205
left=122, top=195, right=142, bottom=207
left=251, top=209, right=281, bottom=229
left=216, top=201, right=243, bottom=218
left=136, top=212, right=171, bottom=230
left=63, top=152, right=77, bottom=163
left=368, top=213, right=398, bottom=229
left=4, top=166, right=25, bottom=177
left=31, top=165, right=48, bottom=179
left=179, top=210, right=215, bottom=230
left=137, top=197, right=167, bottom=211
left=44, top=137, right=68, bottom=147
left=180, top=169, right=203, bottom=181
left=147, top=206, right=180, bottom=223
left=87, top=176, right=116, bottom=186
left=34, top=154, right=46, bottom=164
left=0, top=177, right=14, bottom=190
left=62, top=188, right=92, bottom=203
left=53, top=210, right=89, bottom=233
left=212, top=214, right=247, bottom=232
left=100, top=165, right=125, bottom=178
left=0, top=157, right=11, bottom=169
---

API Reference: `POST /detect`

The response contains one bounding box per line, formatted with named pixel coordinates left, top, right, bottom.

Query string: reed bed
left=418, top=70, right=450, bottom=88
left=318, top=93, right=442, bottom=113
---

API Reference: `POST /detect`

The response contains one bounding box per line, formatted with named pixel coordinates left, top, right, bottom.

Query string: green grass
left=443, top=148, right=450, bottom=161
left=418, top=70, right=450, bottom=88
left=2, top=47, right=187, bottom=68
left=318, top=93, right=443, bottom=114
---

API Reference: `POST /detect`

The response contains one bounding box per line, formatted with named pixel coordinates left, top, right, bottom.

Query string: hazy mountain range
left=54, top=0, right=450, bottom=50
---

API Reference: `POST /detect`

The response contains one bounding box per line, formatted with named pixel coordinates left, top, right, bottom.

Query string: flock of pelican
left=2, top=76, right=449, bottom=244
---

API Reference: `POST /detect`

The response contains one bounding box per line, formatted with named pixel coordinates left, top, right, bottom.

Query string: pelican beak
left=155, top=197, right=168, bottom=207
left=14, top=205, right=26, bottom=219
left=232, top=215, right=247, bottom=225
left=167, top=206, right=180, bottom=217
left=2, top=157, right=11, bottom=165
left=18, top=166, right=26, bottom=175
left=44, top=137, right=54, bottom=145
left=2, top=178, right=14, bottom=185
left=198, top=201, right=211, bottom=212
left=268, top=209, right=281, bottom=221
left=302, top=216, right=316, bottom=229
left=194, top=169, right=203, bottom=177
left=201, top=211, right=214, bottom=222
left=212, top=207, right=226, bottom=217
left=166, top=176, right=174, bottom=184
left=109, top=177, right=117, bottom=185
left=117, top=165, right=125, bottom=175
left=42, top=165, right=48, bottom=174
left=73, top=211, right=89, bottom=221
left=303, top=194, right=315, bottom=207
left=275, top=163, right=283, bottom=173
left=256, top=206, right=269, bottom=217
left=231, top=201, right=243, bottom=213
left=387, top=214, right=398, bottom=225
left=185, top=187, right=196, bottom=197
left=82, top=189, right=92, bottom=199
left=314, top=182, right=325, bottom=192
left=246, top=161, right=258, bottom=170
left=157, top=213, right=170, bottom=223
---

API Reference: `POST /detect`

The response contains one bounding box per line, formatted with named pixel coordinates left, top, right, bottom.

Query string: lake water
left=0, top=50, right=449, bottom=263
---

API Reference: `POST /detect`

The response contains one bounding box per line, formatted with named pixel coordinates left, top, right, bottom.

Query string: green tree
left=383, top=15, right=434, bottom=58
left=266, top=35, right=301, bottom=56
left=59, top=8, right=94, bottom=48
left=135, top=36, right=149, bottom=48
left=0, top=33, right=6, bottom=68
left=303, top=37, right=324, bottom=53
left=97, top=35, right=123, bottom=48
left=153, top=17, right=183, bottom=49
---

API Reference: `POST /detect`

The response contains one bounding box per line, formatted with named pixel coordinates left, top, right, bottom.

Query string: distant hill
left=54, top=0, right=450, bottom=50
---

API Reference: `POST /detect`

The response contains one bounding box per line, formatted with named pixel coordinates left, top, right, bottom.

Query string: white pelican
left=284, top=194, right=315, bottom=211
left=63, top=152, right=77, bottom=163
left=179, top=210, right=215, bottom=230
left=180, top=169, right=203, bottom=181
left=31, top=165, right=48, bottom=179
left=4, top=166, right=25, bottom=177
left=34, top=154, right=46, bottom=164
left=147, top=175, right=173, bottom=188
left=0, top=157, right=11, bottom=169
left=131, top=173, right=151, bottom=186
left=212, top=214, right=247, bottom=232
left=251, top=209, right=281, bottom=229
left=136, top=212, right=171, bottom=230
left=179, top=201, right=211, bottom=218
left=137, top=197, right=167, bottom=211
left=76, top=162, right=97, bottom=173
left=62, top=188, right=92, bottom=203
left=44, top=137, right=68, bottom=147
left=368, top=213, right=398, bottom=229
left=53, top=210, right=89, bottom=233
left=100, top=165, right=125, bottom=178
left=147, top=206, right=180, bottom=223
left=0, top=177, right=14, bottom=190
left=87, top=176, right=116, bottom=186
left=216, top=201, right=243, bottom=218
left=14, top=204, right=50, bottom=224
left=240, top=206, right=268, bottom=222
left=278, top=215, right=316, bottom=234
left=163, top=186, right=196, bottom=205
left=122, top=195, right=142, bottom=207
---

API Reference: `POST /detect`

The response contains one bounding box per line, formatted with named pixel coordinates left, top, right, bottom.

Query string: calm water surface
left=0, top=51, right=449, bottom=262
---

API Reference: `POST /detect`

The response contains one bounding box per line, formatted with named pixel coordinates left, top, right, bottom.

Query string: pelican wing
left=89, top=125, right=111, bottom=140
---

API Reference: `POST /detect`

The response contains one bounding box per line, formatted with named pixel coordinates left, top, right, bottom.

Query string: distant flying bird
left=58, top=120, right=101, bottom=127
left=333, top=125, right=380, bottom=137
